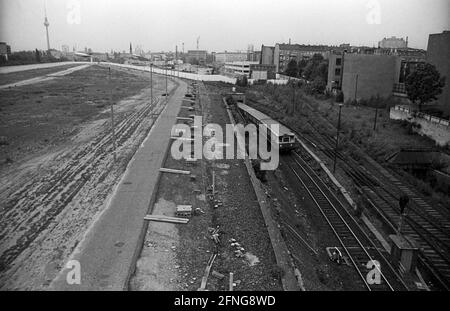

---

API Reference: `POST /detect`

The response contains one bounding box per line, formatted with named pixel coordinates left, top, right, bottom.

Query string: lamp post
left=292, top=80, right=296, bottom=114
left=333, top=103, right=343, bottom=173
left=373, top=107, right=378, bottom=131
left=165, top=66, right=168, bottom=104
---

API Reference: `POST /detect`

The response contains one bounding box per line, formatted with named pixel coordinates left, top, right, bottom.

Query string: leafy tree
left=308, top=77, right=326, bottom=94
left=315, top=61, right=329, bottom=83
left=297, top=59, right=308, bottom=77
left=284, top=59, right=298, bottom=77
left=285, top=59, right=298, bottom=78
left=311, top=53, right=324, bottom=64
left=302, top=62, right=314, bottom=80
left=405, top=62, right=445, bottom=111
left=301, top=53, right=328, bottom=82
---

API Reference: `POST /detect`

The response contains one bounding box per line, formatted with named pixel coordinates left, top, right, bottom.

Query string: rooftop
left=277, top=43, right=331, bottom=51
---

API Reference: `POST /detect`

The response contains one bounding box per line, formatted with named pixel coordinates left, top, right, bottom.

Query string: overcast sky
left=0, top=0, right=449, bottom=53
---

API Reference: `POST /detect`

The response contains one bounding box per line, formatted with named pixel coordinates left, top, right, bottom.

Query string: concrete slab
left=50, top=79, right=187, bottom=291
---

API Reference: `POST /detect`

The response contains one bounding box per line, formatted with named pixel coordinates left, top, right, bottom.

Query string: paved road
left=50, top=77, right=187, bottom=290
left=0, top=61, right=89, bottom=74
left=0, top=64, right=91, bottom=89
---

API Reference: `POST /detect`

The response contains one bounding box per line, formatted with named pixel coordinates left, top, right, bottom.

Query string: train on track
left=237, top=103, right=297, bottom=152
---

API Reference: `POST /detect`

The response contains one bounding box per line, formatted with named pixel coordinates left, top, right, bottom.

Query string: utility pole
left=333, top=104, right=343, bottom=173
left=292, top=81, right=296, bottom=114
left=354, top=74, right=359, bottom=101
left=165, top=67, right=168, bottom=104
left=109, top=67, right=117, bottom=162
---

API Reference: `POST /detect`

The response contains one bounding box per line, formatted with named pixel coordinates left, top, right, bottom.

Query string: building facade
left=273, top=43, right=330, bottom=73
left=378, top=36, right=408, bottom=49
left=186, top=50, right=207, bottom=64
left=215, top=52, right=248, bottom=63
left=0, top=42, right=11, bottom=61
left=327, top=46, right=426, bottom=99
left=247, top=50, right=261, bottom=63
left=250, top=64, right=276, bottom=80
left=327, top=53, right=344, bottom=91
left=427, top=31, right=450, bottom=117
left=260, top=45, right=275, bottom=66
left=340, top=54, right=401, bottom=101
left=224, top=61, right=259, bottom=77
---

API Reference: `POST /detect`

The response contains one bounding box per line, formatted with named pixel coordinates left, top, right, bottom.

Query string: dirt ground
left=0, top=65, right=176, bottom=289
left=131, top=82, right=283, bottom=291
left=0, top=63, right=82, bottom=86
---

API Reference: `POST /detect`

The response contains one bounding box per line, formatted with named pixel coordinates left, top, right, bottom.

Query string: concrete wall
left=106, top=63, right=237, bottom=84
left=252, top=70, right=267, bottom=80
left=342, top=54, right=400, bottom=101
left=427, top=31, right=450, bottom=116
left=390, top=106, right=450, bottom=147
left=327, top=53, right=342, bottom=90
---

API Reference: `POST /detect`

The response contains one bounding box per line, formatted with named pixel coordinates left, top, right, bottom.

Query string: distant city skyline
left=0, top=0, right=449, bottom=53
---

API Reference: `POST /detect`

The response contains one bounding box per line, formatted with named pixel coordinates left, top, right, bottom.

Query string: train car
left=237, top=103, right=297, bottom=152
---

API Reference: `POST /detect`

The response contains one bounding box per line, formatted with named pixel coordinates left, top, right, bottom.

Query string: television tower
left=44, top=3, right=51, bottom=51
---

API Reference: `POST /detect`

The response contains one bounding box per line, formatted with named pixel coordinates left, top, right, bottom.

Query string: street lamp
left=150, top=62, right=153, bottom=105
left=333, top=103, right=343, bottom=173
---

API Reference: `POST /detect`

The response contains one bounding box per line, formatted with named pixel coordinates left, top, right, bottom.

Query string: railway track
left=233, top=98, right=449, bottom=289
left=294, top=120, right=450, bottom=290
left=298, top=125, right=450, bottom=288
left=284, top=151, right=408, bottom=291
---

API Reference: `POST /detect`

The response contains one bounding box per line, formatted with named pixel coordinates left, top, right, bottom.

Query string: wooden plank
left=176, top=117, right=193, bottom=121
left=144, top=215, right=189, bottom=224
left=159, top=168, right=191, bottom=175
left=229, top=272, right=234, bottom=291
left=170, top=137, right=194, bottom=141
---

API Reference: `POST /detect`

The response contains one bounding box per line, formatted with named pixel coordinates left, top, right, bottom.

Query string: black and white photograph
left=0, top=0, right=449, bottom=302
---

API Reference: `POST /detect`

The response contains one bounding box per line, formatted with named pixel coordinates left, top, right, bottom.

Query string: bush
left=236, top=75, right=248, bottom=87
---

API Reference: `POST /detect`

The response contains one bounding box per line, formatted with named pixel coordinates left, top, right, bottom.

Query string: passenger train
left=237, top=103, right=297, bottom=152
